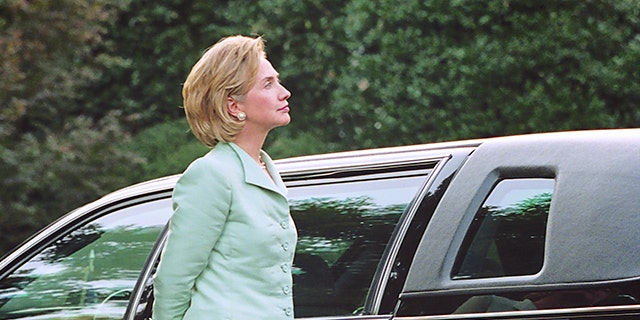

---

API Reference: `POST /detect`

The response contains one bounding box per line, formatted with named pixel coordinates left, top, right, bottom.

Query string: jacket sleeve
left=152, top=158, right=231, bottom=320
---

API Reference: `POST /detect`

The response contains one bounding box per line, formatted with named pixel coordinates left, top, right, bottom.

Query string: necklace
left=259, top=155, right=267, bottom=169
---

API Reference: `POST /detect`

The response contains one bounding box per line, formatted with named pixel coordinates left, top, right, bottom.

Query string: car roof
left=83, top=128, right=640, bottom=217
left=94, top=137, right=484, bottom=206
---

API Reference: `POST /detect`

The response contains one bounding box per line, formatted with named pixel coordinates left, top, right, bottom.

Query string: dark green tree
left=326, top=0, right=640, bottom=149
left=0, top=0, right=142, bottom=256
left=2, top=0, right=639, bottom=257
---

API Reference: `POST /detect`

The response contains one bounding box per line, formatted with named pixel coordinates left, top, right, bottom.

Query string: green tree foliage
left=326, top=0, right=640, bottom=149
left=0, top=0, right=127, bottom=133
left=0, top=112, right=143, bottom=255
left=1, top=0, right=639, bottom=256
left=107, top=0, right=640, bottom=157
left=222, top=0, right=352, bottom=153
left=124, top=118, right=208, bottom=181
left=0, top=0, right=141, bottom=255
left=82, top=0, right=251, bottom=128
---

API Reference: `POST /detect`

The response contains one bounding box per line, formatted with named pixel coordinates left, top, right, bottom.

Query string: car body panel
left=0, top=129, right=638, bottom=320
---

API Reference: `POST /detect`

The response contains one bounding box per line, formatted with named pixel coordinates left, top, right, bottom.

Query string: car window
left=397, top=178, right=556, bottom=316
left=396, top=177, right=640, bottom=317
left=452, top=178, right=554, bottom=279
left=288, top=168, right=431, bottom=318
left=0, top=198, right=172, bottom=320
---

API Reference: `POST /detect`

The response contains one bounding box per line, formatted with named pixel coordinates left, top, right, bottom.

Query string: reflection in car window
left=288, top=171, right=430, bottom=317
left=0, top=198, right=172, bottom=320
left=453, top=178, right=554, bottom=279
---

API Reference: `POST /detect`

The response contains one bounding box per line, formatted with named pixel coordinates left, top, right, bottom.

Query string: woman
left=152, top=35, right=296, bottom=320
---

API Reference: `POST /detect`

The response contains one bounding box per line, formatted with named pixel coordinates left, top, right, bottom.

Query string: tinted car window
left=453, top=178, right=554, bottom=279
left=397, top=178, right=556, bottom=316
left=0, top=198, right=172, bottom=320
left=288, top=168, right=430, bottom=317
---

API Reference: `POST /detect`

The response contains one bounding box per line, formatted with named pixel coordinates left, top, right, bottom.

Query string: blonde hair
left=182, top=35, right=266, bottom=147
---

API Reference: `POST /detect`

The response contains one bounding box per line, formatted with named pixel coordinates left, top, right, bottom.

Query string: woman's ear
left=227, top=97, right=240, bottom=117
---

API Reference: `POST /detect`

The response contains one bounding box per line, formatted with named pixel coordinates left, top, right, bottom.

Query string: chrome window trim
left=125, top=224, right=170, bottom=320
left=367, top=156, right=451, bottom=314
left=283, top=159, right=438, bottom=187
left=280, top=157, right=447, bottom=182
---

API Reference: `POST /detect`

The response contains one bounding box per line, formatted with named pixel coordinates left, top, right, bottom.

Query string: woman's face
left=238, top=58, right=291, bottom=132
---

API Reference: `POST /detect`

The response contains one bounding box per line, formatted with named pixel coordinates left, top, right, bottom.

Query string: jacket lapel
left=228, top=142, right=288, bottom=198
left=260, top=150, right=288, bottom=196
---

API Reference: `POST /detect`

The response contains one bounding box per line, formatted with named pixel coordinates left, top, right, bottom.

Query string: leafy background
left=1, top=0, right=638, bottom=256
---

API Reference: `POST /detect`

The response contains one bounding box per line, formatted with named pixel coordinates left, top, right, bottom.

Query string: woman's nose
left=280, top=85, right=291, bottom=100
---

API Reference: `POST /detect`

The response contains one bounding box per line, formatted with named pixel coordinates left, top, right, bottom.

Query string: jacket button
left=281, top=263, right=289, bottom=273
left=281, top=242, right=289, bottom=251
left=284, top=307, right=292, bottom=316
left=280, top=221, right=288, bottom=229
left=282, top=285, right=291, bottom=294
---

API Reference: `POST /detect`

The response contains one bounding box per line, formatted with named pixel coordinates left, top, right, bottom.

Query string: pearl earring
left=237, top=112, right=246, bottom=121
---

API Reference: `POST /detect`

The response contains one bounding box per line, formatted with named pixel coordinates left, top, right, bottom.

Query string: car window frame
left=288, top=158, right=439, bottom=317
left=371, top=148, right=477, bottom=315
left=451, top=178, right=555, bottom=280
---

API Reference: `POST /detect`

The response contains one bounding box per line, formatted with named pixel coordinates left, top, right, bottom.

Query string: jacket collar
left=226, top=142, right=288, bottom=198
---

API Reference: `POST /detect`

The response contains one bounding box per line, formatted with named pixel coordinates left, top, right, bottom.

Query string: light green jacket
left=153, top=142, right=297, bottom=320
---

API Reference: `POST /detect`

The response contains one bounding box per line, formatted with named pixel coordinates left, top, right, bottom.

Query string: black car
left=0, top=129, right=639, bottom=319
